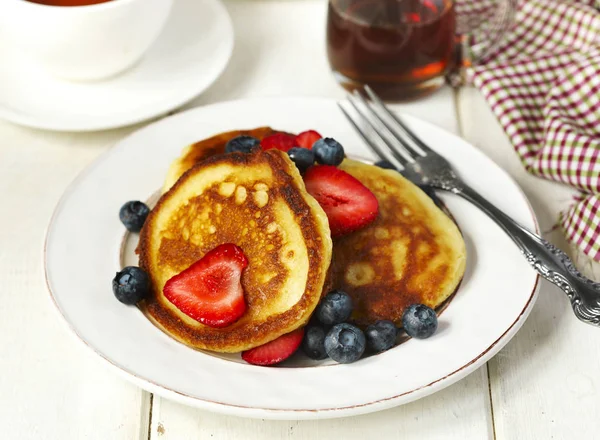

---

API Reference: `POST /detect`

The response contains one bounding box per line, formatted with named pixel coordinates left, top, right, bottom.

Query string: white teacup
left=1, top=0, right=174, bottom=81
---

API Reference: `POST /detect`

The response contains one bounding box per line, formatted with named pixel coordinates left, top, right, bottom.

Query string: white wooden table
left=2, top=1, right=600, bottom=439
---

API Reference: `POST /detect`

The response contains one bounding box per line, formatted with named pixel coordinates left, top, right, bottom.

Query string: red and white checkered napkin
left=468, top=0, right=600, bottom=260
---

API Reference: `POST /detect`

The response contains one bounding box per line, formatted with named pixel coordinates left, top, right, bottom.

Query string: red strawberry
left=241, top=328, right=305, bottom=366
left=163, top=243, right=248, bottom=328
left=261, top=133, right=296, bottom=152
left=304, top=165, right=379, bottom=237
left=295, top=130, right=322, bottom=150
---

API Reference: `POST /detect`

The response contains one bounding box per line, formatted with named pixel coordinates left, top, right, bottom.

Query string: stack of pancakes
left=138, top=128, right=466, bottom=353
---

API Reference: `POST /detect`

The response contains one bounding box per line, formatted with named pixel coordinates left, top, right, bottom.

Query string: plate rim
left=43, top=96, right=540, bottom=419
left=0, top=0, right=234, bottom=132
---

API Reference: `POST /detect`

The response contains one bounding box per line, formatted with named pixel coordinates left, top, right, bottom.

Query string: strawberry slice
left=295, top=130, right=322, bottom=150
left=163, top=243, right=248, bottom=328
left=242, top=328, right=305, bottom=366
left=304, top=165, right=379, bottom=237
left=261, top=133, right=296, bottom=152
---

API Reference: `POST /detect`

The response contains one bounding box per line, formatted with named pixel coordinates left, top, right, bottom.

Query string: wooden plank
left=458, top=87, right=600, bottom=439
left=149, top=2, right=493, bottom=439
left=0, top=121, right=151, bottom=440
left=150, top=373, right=492, bottom=440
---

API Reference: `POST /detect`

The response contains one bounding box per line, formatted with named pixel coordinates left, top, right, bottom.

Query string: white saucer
left=0, top=0, right=233, bottom=132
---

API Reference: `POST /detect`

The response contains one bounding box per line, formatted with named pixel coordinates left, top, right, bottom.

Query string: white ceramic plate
left=0, top=0, right=233, bottom=132
left=45, top=97, right=539, bottom=419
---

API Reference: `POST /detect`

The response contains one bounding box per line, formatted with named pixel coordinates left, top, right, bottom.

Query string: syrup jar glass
left=326, top=0, right=517, bottom=100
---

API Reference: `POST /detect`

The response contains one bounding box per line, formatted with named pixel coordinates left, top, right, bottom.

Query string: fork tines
left=338, top=86, right=432, bottom=171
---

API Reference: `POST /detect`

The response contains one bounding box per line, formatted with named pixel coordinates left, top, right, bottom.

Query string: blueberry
left=119, top=201, right=150, bottom=232
left=112, top=266, right=151, bottom=305
left=312, top=138, right=345, bottom=166
left=225, top=135, right=260, bottom=154
left=325, top=323, right=365, bottom=363
left=287, top=147, right=315, bottom=173
left=316, top=290, right=353, bottom=325
left=302, top=326, right=328, bottom=360
left=375, top=160, right=395, bottom=170
left=402, top=304, right=438, bottom=339
left=365, top=320, right=398, bottom=353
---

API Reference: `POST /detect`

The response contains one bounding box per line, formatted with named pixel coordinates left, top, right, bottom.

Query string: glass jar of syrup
left=327, top=0, right=456, bottom=100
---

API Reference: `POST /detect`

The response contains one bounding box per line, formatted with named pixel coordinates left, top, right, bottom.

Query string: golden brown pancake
left=333, top=159, right=466, bottom=327
left=163, top=127, right=287, bottom=193
left=156, top=127, right=466, bottom=333
left=139, top=149, right=332, bottom=352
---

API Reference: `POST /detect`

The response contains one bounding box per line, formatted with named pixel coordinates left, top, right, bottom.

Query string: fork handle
left=457, top=184, right=600, bottom=326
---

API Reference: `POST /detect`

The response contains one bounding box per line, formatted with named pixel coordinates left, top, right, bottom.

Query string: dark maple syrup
left=327, top=0, right=456, bottom=100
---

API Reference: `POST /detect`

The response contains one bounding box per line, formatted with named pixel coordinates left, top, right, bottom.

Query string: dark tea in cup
left=26, top=0, right=113, bottom=5
left=327, top=0, right=456, bottom=100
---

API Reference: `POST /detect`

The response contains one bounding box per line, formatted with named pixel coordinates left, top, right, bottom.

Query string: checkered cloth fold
left=468, top=0, right=600, bottom=261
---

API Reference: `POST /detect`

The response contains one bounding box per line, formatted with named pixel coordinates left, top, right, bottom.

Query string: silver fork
left=339, top=85, right=600, bottom=327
